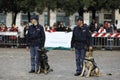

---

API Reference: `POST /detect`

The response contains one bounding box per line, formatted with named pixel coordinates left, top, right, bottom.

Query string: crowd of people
left=0, top=20, right=119, bottom=35
left=89, top=19, right=118, bottom=33
left=0, top=21, right=72, bottom=39
left=0, top=23, right=30, bottom=47
left=44, top=22, right=72, bottom=32
left=0, top=19, right=119, bottom=48
left=44, top=19, right=119, bottom=34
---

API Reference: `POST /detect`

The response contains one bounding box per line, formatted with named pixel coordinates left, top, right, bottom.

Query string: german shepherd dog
left=80, top=50, right=100, bottom=77
left=37, top=49, right=53, bottom=74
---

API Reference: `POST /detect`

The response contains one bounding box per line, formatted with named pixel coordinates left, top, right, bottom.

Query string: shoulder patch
left=83, top=30, right=86, bottom=32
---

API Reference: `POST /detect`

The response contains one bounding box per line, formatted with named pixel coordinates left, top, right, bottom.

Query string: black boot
left=29, top=70, right=35, bottom=73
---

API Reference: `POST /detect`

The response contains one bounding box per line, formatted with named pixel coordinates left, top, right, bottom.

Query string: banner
left=0, top=32, right=18, bottom=36
left=45, top=32, right=72, bottom=48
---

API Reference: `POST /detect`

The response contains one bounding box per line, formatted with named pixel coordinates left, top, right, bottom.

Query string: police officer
left=71, top=16, right=93, bottom=76
left=26, top=15, right=45, bottom=73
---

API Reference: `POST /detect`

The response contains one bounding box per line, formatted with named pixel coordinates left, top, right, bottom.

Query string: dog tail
left=100, top=73, right=112, bottom=76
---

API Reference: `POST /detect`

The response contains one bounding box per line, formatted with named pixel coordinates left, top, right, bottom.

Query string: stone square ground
left=0, top=48, right=120, bottom=80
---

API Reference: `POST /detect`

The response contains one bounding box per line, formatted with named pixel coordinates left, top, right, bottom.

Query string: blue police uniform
left=71, top=24, right=92, bottom=74
left=26, top=24, right=45, bottom=72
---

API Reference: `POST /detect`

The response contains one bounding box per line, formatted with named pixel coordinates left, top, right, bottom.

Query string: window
left=75, top=16, right=79, bottom=24
left=56, top=14, right=69, bottom=26
left=44, top=14, right=48, bottom=25
left=21, top=14, right=28, bottom=23
left=0, top=13, right=6, bottom=24
left=104, top=14, right=112, bottom=23
left=89, top=13, right=99, bottom=25
left=21, top=13, right=39, bottom=24
left=104, top=14, right=112, bottom=19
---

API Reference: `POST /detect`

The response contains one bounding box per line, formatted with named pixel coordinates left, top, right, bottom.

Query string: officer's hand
left=89, top=46, right=93, bottom=51
left=38, top=47, right=44, bottom=51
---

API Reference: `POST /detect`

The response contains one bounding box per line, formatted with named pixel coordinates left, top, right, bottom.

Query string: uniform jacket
left=71, top=25, right=92, bottom=49
left=26, top=24, right=45, bottom=48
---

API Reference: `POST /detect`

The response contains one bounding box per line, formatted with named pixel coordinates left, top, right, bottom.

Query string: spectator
left=52, top=23, right=57, bottom=30
left=44, top=24, right=50, bottom=31
left=98, top=24, right=106, bottom=33
left=50, top=26, right=56, bottom=32
left=105, top=22, right=114, bottom=50
left=0, top=24, right=8, bottom=47
left=89, top=19, right=99, bottom=33
left=9, top=24, right=18, bottom=47
left=105, top=22, right=113, bottom=33
left=98, top=24, right=106, bottom=50
left=111, top=23, right=117, bottom=33
left=47, top=23, right=57, bottom=32
left=18, top=22, right=25, bottom=45
left=9, top=24, right=18, bottom=32
left=65, top=25, right=72, bottom=32
left=56, top=22, right=65, bottom=31
left=24, top=23, right=29, bottom=44
left=0, top=24, right=7, bottom=32
left=114, top=27, right=118, bottom=33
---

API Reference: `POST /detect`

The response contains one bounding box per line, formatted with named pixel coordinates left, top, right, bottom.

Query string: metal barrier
left=0, top=32, right=19, bottom=48
left=92, top=33, right=120, bottom=49
left=0, top=32, right=120, bottom=49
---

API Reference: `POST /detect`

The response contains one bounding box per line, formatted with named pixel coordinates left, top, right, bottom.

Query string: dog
left=37, top=49, right=53, bottom=74
left=80, top=50, right=100, bottom=77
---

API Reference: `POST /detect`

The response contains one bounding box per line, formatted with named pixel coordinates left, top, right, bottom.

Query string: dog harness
left=85, top=58, right=98, bottom=71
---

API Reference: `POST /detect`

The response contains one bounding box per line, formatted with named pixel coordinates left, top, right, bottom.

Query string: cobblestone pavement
left=0, top=48, right=120, bottom=80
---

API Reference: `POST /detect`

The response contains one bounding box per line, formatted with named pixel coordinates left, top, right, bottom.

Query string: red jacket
left=9, top=27, right=18, bottom=32
left=0, top=27, right=8, bottom=32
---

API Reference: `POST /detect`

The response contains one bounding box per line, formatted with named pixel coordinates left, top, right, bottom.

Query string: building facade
left=0, top=9, right=120, bottom=29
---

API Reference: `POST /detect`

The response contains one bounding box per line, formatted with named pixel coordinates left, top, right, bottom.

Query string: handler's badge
left=83, top=30, right=86, bottom=32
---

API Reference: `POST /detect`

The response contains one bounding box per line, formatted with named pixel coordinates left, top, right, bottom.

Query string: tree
left=0, top=0, right=57, bottom=25
left=101, top=0, right=120, bottom=23
left=35, top=0, right=57, bottom=26
left=0, top=0, right=4, bottom=12
left=87, top=0, right=120, bottom=22
left=57, top=0, right=95, bottom=17
left=58, top=0, right=120, bottom=23
left=1, top=0, right=120, bottom=25
left=20, top=0, right=37, bottom=22
left=0, top=0, right=37, bottom=24
left=3, top=0, right=24, bottom=24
